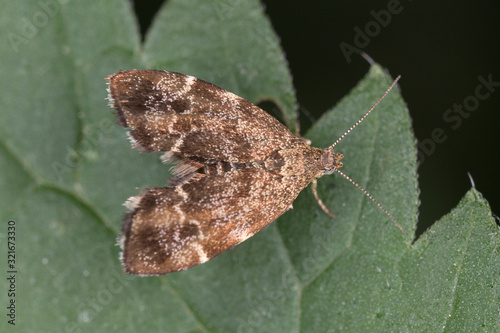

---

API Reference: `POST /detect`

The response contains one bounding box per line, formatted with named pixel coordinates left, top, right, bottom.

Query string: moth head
left=321, top=151, right=343, bottom=175
left=316, top=75, right=407, bottom=234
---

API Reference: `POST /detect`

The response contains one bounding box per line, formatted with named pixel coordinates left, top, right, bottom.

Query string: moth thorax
left=321, top=150, right=344, bottom=175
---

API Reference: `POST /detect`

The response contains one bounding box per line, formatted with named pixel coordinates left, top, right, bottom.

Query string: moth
left=106, top=69, right=403, bottom=276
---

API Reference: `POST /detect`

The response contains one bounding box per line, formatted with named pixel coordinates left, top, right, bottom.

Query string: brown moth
left=106, top=69, right=403, bottom=276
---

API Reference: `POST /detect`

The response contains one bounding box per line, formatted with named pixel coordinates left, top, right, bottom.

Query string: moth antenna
left=327, top=75, right=401, bottom=151
left=333, top=168, right=407, bottom=234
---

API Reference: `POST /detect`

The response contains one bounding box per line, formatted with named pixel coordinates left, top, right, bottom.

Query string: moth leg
left=311, top=179, right=335, bottom=218
left=294, top=117, right=301, bottom=137
left=293, top=118, right=312, bottom=145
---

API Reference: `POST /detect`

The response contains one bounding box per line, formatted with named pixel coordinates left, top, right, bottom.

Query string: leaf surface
left=0, top=1, right=498, bottom=332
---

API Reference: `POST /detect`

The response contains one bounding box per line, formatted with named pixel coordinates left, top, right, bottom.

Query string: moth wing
left=107, top=69, right=302, bottom=162
left=121, top=168, right=304, bottom=275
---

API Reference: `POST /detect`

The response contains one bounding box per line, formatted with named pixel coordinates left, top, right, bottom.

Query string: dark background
left=133, top=0, right=500, bottom=236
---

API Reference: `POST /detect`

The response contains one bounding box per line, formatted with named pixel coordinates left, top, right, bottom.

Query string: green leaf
left=301, top=188, right=499, bottom=332
left=1, top=1, right=498, bottom=332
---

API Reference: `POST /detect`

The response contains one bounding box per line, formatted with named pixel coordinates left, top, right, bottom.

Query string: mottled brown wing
left=107, top=69, right=302, bottom=162
left=120, top=167, right=304, bottom=275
